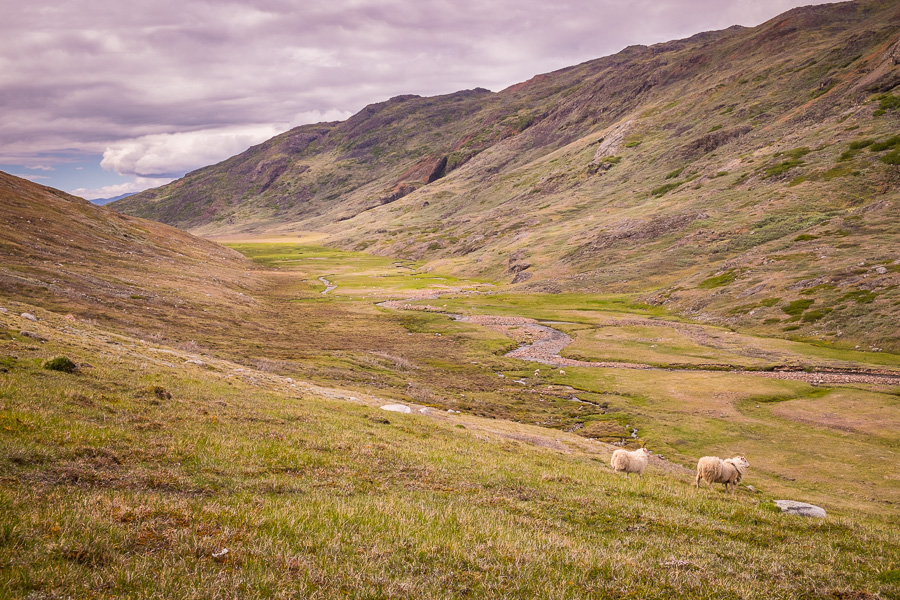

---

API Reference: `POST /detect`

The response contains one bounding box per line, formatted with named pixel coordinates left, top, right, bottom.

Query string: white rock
left=775, top=500, right=826, bottom=518
left=0, top=307, right=8, bottom=313
left=418, top=407, right=430, bottom=415
left=185, top=359, right=205, bottom=366
left=21, top=312, right=37, bottom=321
left=380, top=404, right=412, bottom=414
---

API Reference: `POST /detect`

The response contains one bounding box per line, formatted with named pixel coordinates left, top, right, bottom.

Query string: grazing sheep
left=695, top=456, right=750, bottom=493
left=611, top=447, right=652, bottom=477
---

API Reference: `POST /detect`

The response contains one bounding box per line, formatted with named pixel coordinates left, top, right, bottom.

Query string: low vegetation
left=2, top=240, right=899, bottom=598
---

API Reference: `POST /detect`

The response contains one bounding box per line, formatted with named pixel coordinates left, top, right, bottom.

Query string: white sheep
left=610, top=447, right=652, bottom=477
left=695, top=456, right=750, bottom=493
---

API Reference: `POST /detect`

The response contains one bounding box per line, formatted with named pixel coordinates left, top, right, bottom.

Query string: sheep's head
left=730, top=456, right=750, bottom=469
left=638, top=448, right=652, bottom=457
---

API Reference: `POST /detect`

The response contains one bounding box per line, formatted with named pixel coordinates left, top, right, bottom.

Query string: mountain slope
left=114, top=0, right=900, bottom=351
left=0, top=171, right=259, bottom=338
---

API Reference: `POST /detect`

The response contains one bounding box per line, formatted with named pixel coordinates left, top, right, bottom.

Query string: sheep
left=695, top=456, right=750, bottom=493
left=611, top=447, right=652, bottom=477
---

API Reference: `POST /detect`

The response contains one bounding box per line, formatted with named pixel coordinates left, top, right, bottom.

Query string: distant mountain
left=90, top=192, right=134, bottom=205
left=113, top=0, right=900, bottom=351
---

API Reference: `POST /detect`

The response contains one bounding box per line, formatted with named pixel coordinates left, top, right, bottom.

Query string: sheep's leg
left=695, top=473, right=701, bottom=488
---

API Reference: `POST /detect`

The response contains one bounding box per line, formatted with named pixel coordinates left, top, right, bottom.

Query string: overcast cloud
left=1, top=0, right=838, bottom=199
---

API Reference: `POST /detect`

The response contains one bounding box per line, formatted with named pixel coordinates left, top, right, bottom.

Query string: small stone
left=0, top=307, right=8, bottom=313
left=21, top=312, right=37, bottom=322
left=775, top=500, right=826, bottom=518
left=874, top=266, right=887, bottom=274
left=380, top=404, right=412, bottom=414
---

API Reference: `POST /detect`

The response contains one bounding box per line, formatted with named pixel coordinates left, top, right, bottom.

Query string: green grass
left=2, top=242, right=900, bottom=598
left=881, top=149, right=900, bottom=165
left=651, top=182, right=681, bottom=197
left=763, top=159, right=803, bottom=178
left=782, top=299, right=815, bottom=316
left=869, top=135, right=900, bottom=152
left=698, top=270, right=738, bottom=289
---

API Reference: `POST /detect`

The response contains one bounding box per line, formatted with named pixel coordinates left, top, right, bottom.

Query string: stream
left=318, top=276, right=337, bottom=294
left=376, top=291, right=900, bottom=386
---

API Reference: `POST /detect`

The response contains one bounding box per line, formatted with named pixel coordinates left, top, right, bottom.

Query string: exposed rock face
left=683, top=125, right=752, bottom=156
left=507, top=249, right=532, bottom=283
left=775, top=500, right=827, bottom=518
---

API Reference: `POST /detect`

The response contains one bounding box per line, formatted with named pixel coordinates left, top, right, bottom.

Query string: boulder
left=21, top=312, right=37, bottom=321
left=380, top=404, right=412, bottom=414
left=775, top=500, right=826, bottom=518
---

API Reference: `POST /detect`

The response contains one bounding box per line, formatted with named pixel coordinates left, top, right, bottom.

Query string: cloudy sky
left=1, top=0, right=838, bottom=201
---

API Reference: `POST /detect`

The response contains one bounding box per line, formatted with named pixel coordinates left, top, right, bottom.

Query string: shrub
left=651, top=182, right=681, bottom=197
left=794, top=234, right=818, bottom=241
left=665, top=167, right=685, bottom=180
left=43, top=356, right=77, bottom=373
left=782, top=299, right=814, bottom=316
left=880, top=149, right=900, bottom=165
left=840, top=290, right=877, bottom=304
left=801, top=308, right=832, bottom=323
left=775, top=147, right=811, bottom=160
left=764, top=159, right=803, bottom=178
left=848, top=139, right=874, bottom=150
left=869, top=135, right=900, bottom=152
left=698, top=270, right=738, bottom=289
left=876, top=93, right=900, bottom=111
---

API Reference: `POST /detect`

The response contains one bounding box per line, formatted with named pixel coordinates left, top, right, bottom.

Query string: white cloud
left=71, top=176, right=173, bottom=200
left=100, top=125, right=288, bottom=177
left=2, top=0, right=842, bottom=192
left=25, top=164, right=55, bottom=171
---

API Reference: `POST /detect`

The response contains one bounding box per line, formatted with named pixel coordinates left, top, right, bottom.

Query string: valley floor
left=1, top=240, right=898, bottom=598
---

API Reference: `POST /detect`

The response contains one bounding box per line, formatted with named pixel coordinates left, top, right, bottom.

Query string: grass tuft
left=43, top=356, right=78, bottom=373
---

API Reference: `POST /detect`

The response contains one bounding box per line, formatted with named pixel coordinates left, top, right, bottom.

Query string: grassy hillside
left=2, top=285, right=899, bottom=599
left=114, top=0, right=900, bottom=352
left=0, top=171, right=260, bottom=342
left=2, top=173, right=899, bottom=596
